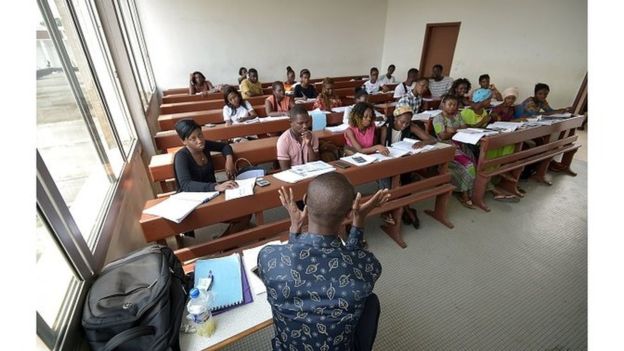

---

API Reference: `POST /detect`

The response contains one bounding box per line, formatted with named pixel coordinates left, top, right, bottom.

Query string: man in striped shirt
left=428, top=64, right=454, bottom=98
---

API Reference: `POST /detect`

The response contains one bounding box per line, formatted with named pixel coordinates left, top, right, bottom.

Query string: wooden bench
left=141, top=143, right=455, bottom=252
left=471, top=116, right=584, bottom=211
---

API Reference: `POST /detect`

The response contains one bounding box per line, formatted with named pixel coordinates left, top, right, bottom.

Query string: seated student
left=428, top=64, right=454, bottom=98
left=378, top=104, right=436, bottom=225
left=239, top=68, right=263, bottom=99
left=393, top=68, right=419, bottom=99
left=173, top=119, right=251, bottom=235
left=461, top=88, right=492, bottom=128
left=432, top=95, right=477, bottom=208
left=258, top=173, right=387, bottom=351
left=189, top=71, right=220, bottom=96
left=277, top=105, right=320, bottom=170
left=477, top=74, right=503, bottom=101
left=515, top=82, right=572, bottom=117
left=363, top=67, right=382, bottom=94
left=283, top=66, right=297, bottom=95
left=379, top=64, right=397, bottom=89
left=313, top=77, right=343, bottom=111
left=397, top=78, right=429, bottom=114
left=293, top=68, right=318, bottom=100
left=264, top=81, right=294, bottom=116
left=237, top=67, right=247, bottom=84
left=222, top=86, right=257, bottom=125
left=344, top=102, right=389, bottom=156
left=343, top=88, right=370, bottom=124
left=448, top=78, right=472, bottom=108
left=491, top=87, right=520, bottom=122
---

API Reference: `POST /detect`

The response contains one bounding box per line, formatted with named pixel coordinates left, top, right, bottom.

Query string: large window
left=35, top=0, right=149, bottom=349
left=114, top=0, right=156, bottom=109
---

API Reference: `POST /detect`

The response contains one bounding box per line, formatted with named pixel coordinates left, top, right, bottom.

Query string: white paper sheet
left=143, top=191, right=219, bottom=223
left=225, top=178, right=256, bottom=201
left=325, top=124, right=349, bottom=133
left=340, top=153, right=378, bottom=166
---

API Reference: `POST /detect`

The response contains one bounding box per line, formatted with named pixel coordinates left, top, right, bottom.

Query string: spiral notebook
left=194, top=253, right=244, bottom=311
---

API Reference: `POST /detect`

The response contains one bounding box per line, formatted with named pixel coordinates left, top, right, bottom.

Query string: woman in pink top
left=344, top=102, right=389, bottom=156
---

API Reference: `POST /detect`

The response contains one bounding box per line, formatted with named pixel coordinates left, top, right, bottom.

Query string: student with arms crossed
left=276, top=105, right=320, bottom=170
left=344, top=102, right=389, bottom=156
left=173, top=119, right=251, bottom=235
left=258, top=173, right=389, bottom=351
left=265, top=81, right=294, bottom=116
left=313, top=77, right=343, bottom=111
left=222, top=86, right=258, bottom=125
left=428, top=64, right=454, bottom=98
left=239, top=68, right=263, bottom=99
left=293, top=68, right=317, bottom=100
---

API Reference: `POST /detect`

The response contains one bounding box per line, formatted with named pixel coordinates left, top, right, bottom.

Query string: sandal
left=458, top=197, right=476, bottom=209
left=381, top=213, right=396, bottom=225
left=493, top=194, right=520, bottom=202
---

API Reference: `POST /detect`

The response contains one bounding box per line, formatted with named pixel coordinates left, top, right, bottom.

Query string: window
left=114, top=0, right=156, bottom=108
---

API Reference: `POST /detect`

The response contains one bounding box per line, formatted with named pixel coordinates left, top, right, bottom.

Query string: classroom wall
left=135, top=0, right=388, bottom=90
left=380, top=0, right=587, bottom=108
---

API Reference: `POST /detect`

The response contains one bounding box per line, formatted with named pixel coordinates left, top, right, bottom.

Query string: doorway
left=419, top=22, right=461, bottom=78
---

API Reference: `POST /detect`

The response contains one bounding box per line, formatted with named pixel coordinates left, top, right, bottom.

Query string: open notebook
left=142, top=191, right=219, bottom=223
left=194, top=253, right=245, bottom=311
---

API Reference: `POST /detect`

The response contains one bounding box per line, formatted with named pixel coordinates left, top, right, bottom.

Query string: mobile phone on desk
left=256, top=177, right=271, bottom=187
left=334, top=160, right=352, bottom=169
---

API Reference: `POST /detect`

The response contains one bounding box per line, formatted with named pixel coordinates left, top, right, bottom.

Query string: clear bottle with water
left=186, top=288, right=216, bottom=337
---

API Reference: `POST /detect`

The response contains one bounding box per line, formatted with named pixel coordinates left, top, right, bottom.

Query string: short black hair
left=407, top=68, right=419, bottom=76
left=388, top=64, right=396, bottom=70
left=370, top=67, right=379, bottom=74
left=440, top=94, right=459, bottom=104
left=238, top=67, right=247, bottom=75
left=306, top=173, right=356, bottom=226
left=248, top=68, right=258, bottom=75
left=288, top=104, right=308, bottom=119
left=286, top=66, right=294, bottom=73
left=272, top=81, right=284, bottom=90
left=300, top=68, right=311, bottom=78
left=175, top=119, right=201, bottom=140
left=479, top=74, right=490, bottom=82
left=534, top=83, right=550, bottom=94
left=433, top=64, right=443, bottom=70
left=354, top=87, right=369, bottom=99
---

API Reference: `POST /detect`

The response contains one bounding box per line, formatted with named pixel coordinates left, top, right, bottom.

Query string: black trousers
left=353, top=293, right=381, bottom=351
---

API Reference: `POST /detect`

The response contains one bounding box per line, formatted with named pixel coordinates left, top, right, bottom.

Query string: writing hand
left=215, top=180, right=238, bottom=192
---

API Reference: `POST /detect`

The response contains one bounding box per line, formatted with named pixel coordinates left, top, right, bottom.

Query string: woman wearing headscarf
left=461, top=88, right=492, bottom=128
left=490, top=87, right=520, bottom=122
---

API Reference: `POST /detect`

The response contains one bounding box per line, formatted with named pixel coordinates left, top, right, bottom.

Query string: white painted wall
left=380, top=0, right=587, bottom=108
left=135, top=0, right=388, bottom=90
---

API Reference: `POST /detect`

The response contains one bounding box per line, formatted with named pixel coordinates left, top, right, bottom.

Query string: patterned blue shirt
left=257, top=227, right=382, bottom=351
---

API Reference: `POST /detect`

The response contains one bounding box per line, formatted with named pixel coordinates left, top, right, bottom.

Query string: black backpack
left=82, top=245, right=190, bottom=351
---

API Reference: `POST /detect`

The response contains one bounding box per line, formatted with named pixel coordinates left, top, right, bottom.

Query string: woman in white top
left=378, top=64, right=397, bottom=86
left=363, top=67, right=382, bottom=94
left=222, top=86, right=257, bottom=124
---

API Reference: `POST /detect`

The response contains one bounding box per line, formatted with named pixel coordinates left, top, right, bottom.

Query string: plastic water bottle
left=186, top=288, right=216, bottom=337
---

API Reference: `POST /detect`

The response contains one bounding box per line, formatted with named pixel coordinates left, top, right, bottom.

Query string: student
left=461, top=88, right=492, bottom=128
left=239, top=68, right=263, bottom=99
left=515, top=83, right=571, bottom=117
left=363, top=67, right=382, bottom=94
left=449, top=78, right=472, bottom=108
left=313, top=77, right=342, bottom=111
left=397, top=78, right=429, bottom=114
left=477, top=74, right=503, bottom=101
left=173, top=119, right=251, bottom=234
left=276, top=105, right=320, bottom=170
left=432, top=95, right=477, bottom=209
left=342, top=88, right=371, bottom=124
left=283, top=66, right=297, bottom=95
left=222, top=86, right=257, bottom=124
left=490, top=87, right=520, bottom=122
left=237, top=67, right=247, bottom=84
left=428, top=64, right=454, bottom=98
left=344, top=102, right=389, bottom=156
left=393, top=68, right=419, bottom=99
left=378, top=104, right=436, bottom=225
left=258, top=173, right=388, bottom=351
left=293, top=68, right=317, bottom=100
left=379, top=64, right=397, bottom=87
left=189, top=71, right=220, bottom=96
left=264, top=81, right=294, bottom=116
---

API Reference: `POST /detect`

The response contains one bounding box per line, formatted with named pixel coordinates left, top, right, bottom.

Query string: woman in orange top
left=283, top=66, right=296, bottom=95
left=265, top=81, right=294, bottom=116
left=313, top=77, right=342, bottom=111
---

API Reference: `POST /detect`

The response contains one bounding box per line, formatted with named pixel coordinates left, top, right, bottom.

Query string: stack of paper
left=243, top=117, right=261, bottom=124
left=325, top=124, right=349, bottom=133
left=225, top=177, right=256, bottom=201
left=542, top=112, right=572, bottom=118
left=143, top=191, right=220, bottom=223
left=486, top=121, right=524, bottom=132
left=412, top=110, right=442, bottom=121
left=340, top=153, right=378, bottom=166
left=273, top=161, right=336, bottom=183
left=452, top=128, right=498, bottom=145
left=260, top=115, right=289, bottom=121
left=369, top=147, right=411, bottom=162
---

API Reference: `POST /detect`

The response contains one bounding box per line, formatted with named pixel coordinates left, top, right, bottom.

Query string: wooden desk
left=161, top=94, right=275, bottom=113
left=313, top=79, right=365, bottom=91
left=141, top=143, right=455, bottom=251
left=471, top=116, right=584, bottom=211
